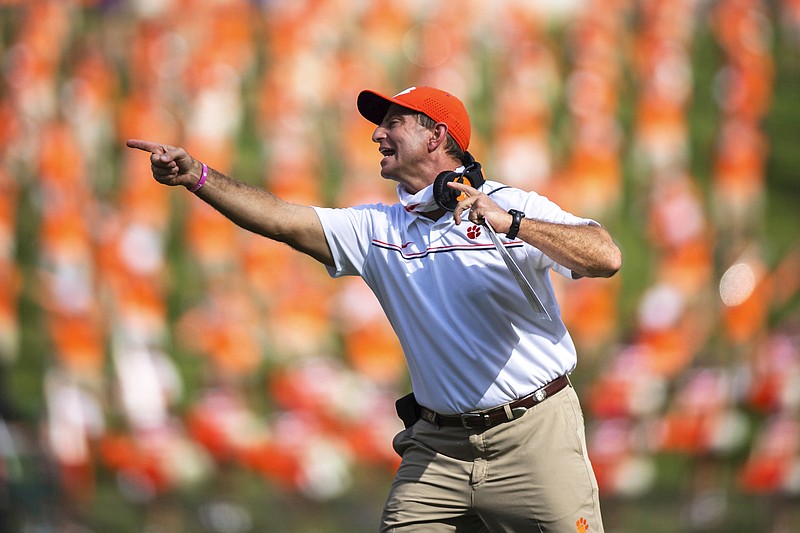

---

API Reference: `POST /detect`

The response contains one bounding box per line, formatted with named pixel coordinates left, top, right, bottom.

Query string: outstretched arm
left=448, top=181, right=622, bottom=278
left=126, top=139, right=334, bottom=266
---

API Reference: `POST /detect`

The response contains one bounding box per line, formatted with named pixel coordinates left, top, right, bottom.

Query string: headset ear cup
left=433, top=154, right=485, bottom=211
left=433, top=170, right=459, bottom=211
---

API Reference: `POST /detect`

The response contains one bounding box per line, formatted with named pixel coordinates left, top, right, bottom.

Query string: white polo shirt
left=313, top=180, right=596, bottom=414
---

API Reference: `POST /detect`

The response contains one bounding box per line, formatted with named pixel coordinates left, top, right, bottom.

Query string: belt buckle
left=460, top=412, right=489, bottom=429
left=533, top=388, right=547, bottom=402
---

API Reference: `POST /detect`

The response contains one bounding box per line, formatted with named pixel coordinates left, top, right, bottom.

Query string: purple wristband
left=188, top=163, right=208, bottom=193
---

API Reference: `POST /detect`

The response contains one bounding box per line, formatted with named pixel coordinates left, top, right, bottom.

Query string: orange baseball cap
left=357, top=86, right=471, bottom=151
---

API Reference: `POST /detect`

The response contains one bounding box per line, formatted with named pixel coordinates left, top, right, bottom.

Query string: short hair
left=414, top=113, right=466, bottom=162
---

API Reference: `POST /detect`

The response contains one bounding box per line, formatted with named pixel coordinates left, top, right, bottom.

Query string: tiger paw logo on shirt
left=576, top=517, right=589, bottom=532
left=467, top=225, right=481, bottom=239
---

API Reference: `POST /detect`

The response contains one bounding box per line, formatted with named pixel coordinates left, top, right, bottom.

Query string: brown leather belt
left=419, top=374, right=571, bottom=429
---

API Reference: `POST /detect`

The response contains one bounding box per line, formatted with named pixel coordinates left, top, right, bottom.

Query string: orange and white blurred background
left=0, top=0, right=798, bottom=532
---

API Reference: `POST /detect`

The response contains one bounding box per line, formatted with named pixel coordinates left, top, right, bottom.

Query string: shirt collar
left=397, top=183, right=439, bottom=214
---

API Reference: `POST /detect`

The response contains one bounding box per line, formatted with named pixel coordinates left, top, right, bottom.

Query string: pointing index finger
left=126, top=139, right=170, bottom=155
left=447, top=180, right=478, bottom=195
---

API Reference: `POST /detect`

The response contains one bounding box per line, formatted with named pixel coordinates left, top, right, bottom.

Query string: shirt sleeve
left=312, top=204, right=382, bottom=278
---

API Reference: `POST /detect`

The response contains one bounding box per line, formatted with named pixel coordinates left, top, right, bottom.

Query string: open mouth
left=379, top=147, right=395, bottom=159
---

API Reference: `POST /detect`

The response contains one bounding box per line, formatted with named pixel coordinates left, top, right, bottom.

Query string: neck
left=400, top=154, right=462, bottom=194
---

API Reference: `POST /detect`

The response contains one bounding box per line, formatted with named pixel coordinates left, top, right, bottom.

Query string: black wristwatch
left=506, top=209, right=525, bottom=239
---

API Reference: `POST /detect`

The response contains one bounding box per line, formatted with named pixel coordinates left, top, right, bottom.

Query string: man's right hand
left=126, top=139, right=202, bottom=189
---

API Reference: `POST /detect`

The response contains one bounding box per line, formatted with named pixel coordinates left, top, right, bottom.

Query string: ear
left=428, top=122, right=449, bottom=152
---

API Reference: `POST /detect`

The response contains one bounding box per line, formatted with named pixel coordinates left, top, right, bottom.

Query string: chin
left=379, top=169, right=397, bottom=182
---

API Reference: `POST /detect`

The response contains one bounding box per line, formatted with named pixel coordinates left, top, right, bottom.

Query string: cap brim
left=358, top=90, right=429, bottom=126
left=357, top=90, right=395, bottom=125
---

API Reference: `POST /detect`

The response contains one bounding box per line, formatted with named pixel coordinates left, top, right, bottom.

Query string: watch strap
left=506, top=209, right=525, bottom=240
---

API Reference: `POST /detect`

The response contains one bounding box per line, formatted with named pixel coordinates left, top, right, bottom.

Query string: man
left=128, top=85, right=621, bottom=532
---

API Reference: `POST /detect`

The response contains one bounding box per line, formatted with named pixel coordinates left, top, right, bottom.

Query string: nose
left=371, top=125, right=386, bottom=143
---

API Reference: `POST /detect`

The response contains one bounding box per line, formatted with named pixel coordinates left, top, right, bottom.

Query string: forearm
left=189, top=163, right=281, bottom=235
left=187, top=161, right=334, bottom=265
left=446, top=180, right=622, bottom=278
left=514, top=217, right=622, bottom=278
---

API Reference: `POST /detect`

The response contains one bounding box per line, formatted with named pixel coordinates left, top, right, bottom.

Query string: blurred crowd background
left=0, top=0, right=799, bottom=532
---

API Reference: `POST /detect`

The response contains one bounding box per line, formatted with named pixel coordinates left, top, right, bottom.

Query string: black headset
left=432, top=152, right=485, bottom=212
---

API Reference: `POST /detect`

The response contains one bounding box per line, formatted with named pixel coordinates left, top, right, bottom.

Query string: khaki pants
left=380, top=386, right=604, bottom=533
